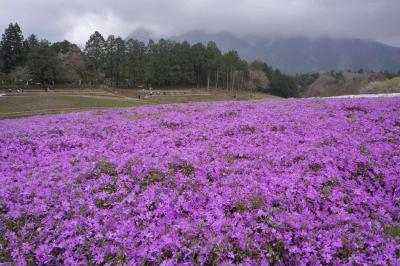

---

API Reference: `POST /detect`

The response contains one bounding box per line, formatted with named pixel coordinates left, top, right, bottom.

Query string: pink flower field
left=0, top=98, right=399, bottom=265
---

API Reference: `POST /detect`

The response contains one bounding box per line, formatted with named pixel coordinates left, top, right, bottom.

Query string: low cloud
left=1, top=0, right=399, bottom=46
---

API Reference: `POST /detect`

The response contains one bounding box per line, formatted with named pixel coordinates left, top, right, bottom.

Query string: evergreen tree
left=270, top=69, right=298, bottom=97
left=104, top=35, right=126, bottom=86
left=114, top=37, right=127, bottom=86
left=125, top=39, right=146, bottom=86
left=0, top=54, right=3, bottom=74
left=191, top=43, right=207, bottom=88
left=175, top=41, right=195, bottom=85
left=27, top=40, right=64, bottom=84
left=221, top=50, right=243, bottom=90
left=204, top=41, right=221, bottom=89
left=150, top=39, right=181, bottom=86
left=52, top=40, right=78, bottom=54
left=22, top=34, right=39, bottom=62
left=0, top=23, right=24, bottom=73
left=84, top=31, right=106, bottom=84
left=144, top=39, right=156, bottom=85
left=250, top=60, right=273, bottom=78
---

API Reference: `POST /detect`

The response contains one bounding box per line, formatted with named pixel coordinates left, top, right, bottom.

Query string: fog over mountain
left=127, top=29, right=400, bottom=74
left=1, top=0, right=400, bottom=46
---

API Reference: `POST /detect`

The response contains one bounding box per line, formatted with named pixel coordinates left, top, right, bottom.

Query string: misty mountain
left=170, top=31, right=400, bottom=74
left=126, top=28, right=157, bottom=43
left=127, top=29, right=400, bottom=74
left=171, top=30, right=253, bottom=56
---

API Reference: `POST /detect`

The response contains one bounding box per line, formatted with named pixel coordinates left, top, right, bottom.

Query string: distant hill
left=301, top=71, right=400, bottom=97
left=168, top=31, right=400, bottom=74
left=301, top=71, right=370, bottom=97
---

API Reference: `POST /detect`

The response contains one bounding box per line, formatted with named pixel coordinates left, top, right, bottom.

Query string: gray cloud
left=1, top=0, right=399, bottom=46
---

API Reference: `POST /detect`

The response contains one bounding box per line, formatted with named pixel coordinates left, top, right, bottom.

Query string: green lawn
left=0, top=92, right=278, bottom=119
left=144, top=91, right=278, bottom=104
left=0, top=95, right=141, bottom=119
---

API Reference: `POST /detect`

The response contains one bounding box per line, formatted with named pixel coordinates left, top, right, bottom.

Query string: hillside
left=302, top=71, right=370, bottom=97
left=302, top=71, right=400, bottom=97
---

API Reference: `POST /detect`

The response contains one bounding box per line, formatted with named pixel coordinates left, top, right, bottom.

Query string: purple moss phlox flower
left=0, top=97, right=399, bottom=265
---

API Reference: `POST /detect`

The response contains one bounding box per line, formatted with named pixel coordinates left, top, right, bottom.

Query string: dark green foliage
left=125, top=39, right=146, bottom=86
left=309, top=163, right=323, bottom=172
left=86, top=160, right=117, bottom=180
left=321, top=178, right=339, bottom=198
left=249, top=60, right=273, bottom=77
left=22, top=34, right=39, bottom=62
left=295, top=73, right=319, bottom=93
left=104, top=35, right=126, bottom=86
left=0, top=226, right=12, bottom=263
left=1, top=23, right=24, bottom=73
left=26, top=40, right=64, bottom=84
left=250, top=61, right=300, bottom=98
left=191, top=42, right=207, bottom=87
left=384, top=225, right=400, bottom=237
left=269, top=69, right=298, bottom=97
left=149, top=39, right=190, bottom=86
left=250, top=61, right=300, bottom=97
left=205, top=41, right=221, bottom=87
left=84, top=31, right=106, bottom=84
left=337, top=247, right=352, bottom=259
left=52, top=40, right=79, bottom=54
left=95, top=161, right=118, bottom=176
left=168, top=162, right=195, bottom=176
left=175, top=41, right=196, bottom=85
left=269, top=241, right=285, bottom=265
left=382, top=70, right=397, bottom=80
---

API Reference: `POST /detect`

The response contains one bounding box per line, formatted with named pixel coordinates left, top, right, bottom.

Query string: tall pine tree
left=84, top=31, right=106, bottom=84
left=205, top=41, right=221, bottom=89
left=125, top=39, right=146, bottom=86
left=0, top=23, right=24, bottom=73
left=104, top=35, right=126, bottom=86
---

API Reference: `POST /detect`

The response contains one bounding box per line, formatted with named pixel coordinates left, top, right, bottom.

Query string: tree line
left=0, top=22, right=320, bottom=97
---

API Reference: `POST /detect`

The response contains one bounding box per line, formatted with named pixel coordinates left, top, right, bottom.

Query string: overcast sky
left=1, top=0, right=400, bottom=46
